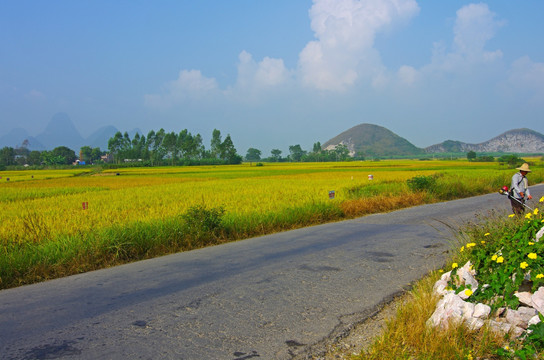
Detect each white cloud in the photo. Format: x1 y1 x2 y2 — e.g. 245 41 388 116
298 0 419 91
397 65 417 85
428 3 503 73
508 56 544 103
235 51 290 89
144 70 218 109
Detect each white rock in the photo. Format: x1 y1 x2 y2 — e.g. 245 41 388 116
536 225 544 242
473 303 491 319
532 287 544 314
528 315 541 327
433 279 450 296
466 317 485 331
515 291 534 307
505 307 537 329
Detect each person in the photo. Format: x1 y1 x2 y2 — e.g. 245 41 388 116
510 163 532 215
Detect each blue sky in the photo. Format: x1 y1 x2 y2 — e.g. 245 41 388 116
1 0 543 155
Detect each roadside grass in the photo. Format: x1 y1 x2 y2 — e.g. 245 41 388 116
360 208 544 360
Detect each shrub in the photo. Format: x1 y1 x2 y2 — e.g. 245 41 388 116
407 175 436 192
181 205 225 247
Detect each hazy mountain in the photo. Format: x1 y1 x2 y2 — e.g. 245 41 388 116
35 113 85 150
425 128 544 153
322 123 424 157
0 128 46 150
86 125 119 150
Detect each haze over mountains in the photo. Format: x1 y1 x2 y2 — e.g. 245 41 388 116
0 113 140 151
2 114 543 158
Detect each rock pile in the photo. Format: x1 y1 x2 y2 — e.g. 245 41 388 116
428 261 544 339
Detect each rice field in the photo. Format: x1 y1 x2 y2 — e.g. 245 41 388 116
1 159 542 289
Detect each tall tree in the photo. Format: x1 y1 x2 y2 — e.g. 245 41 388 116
0 146 15 166
51 146 76 165
210 129 222 159
270 149 282 162
245 148 261 163
289 144 305 162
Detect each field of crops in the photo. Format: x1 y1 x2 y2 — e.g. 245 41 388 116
1 159 543 289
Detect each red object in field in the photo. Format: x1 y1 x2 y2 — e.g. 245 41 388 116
82 202 88 210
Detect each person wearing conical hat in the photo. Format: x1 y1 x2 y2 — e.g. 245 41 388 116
510 163 532 214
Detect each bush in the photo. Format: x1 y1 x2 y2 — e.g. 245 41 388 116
407 175 436 192
181 205 225 247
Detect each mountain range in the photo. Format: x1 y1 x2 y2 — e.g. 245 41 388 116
2 114 543 157
0 113 140 151
323 123 544 157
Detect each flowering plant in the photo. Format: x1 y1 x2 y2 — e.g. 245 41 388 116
449 204 544 310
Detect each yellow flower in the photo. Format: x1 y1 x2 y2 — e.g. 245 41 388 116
464 289 473 297
529 242 535 245
481 240 486 244
484 232 490 236
452 263 458 269
439 269 444 273
460 246 465 252
466 242 476 248
508 214 515 218
540 196 544 203
535 208 539 215
521 262 529 269
497 256 504 263
492 254 498 261
536 274 544 279
525 212 533 219
528 253 538 260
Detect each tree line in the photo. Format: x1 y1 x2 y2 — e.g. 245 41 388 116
245 142 361 163
107 128 241 165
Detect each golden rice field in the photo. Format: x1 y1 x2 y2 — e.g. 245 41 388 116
1 159 542 289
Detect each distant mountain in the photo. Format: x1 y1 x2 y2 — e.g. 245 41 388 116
425 128 544 153
86 125 120 150
35 113 85 150
0 128 46 150
322 123 424 157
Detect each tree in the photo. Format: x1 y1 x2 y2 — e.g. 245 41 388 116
467 151 476 161
288 144 306 162
220 134 241 164
312 142 322 153
162 132 178 165
51 146 76 165
0 146 15 166
334 144 350 161
80 146 93 163
108 131 124 164
245 148 261 163
270 149 282 162
210 129 222 159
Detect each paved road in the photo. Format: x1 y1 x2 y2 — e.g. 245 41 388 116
1 185 543 360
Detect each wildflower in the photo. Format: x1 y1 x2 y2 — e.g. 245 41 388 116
497 256 504 263
439 269 444 273
525 212 533 219
452 263 458 269
484 232 490 236
481 240 485 244
508 214 515 218
520 262 529 269
540 196 544 203
528 253 538 260
460 246 464 252
535 208 539 215
529 241 535 245
536 274 544 279
464 289 473 297
491 254 498 261
466 242 476 248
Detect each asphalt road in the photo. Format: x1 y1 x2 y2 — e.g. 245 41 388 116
1 184 543 360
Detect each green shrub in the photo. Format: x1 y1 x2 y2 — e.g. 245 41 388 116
181 205 225 247
407 175 436 192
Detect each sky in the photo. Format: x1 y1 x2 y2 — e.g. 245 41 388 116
1 0 543 156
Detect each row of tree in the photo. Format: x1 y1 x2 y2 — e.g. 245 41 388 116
107 128 242 165
245 142 358 163
0 145 84 166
